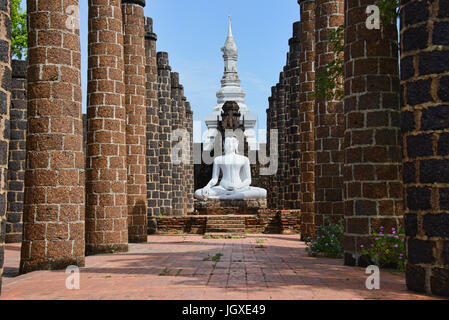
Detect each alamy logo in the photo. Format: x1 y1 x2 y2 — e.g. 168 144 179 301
66 5 80 31
366 5 381 30
65 266 80 290
365 265 380 290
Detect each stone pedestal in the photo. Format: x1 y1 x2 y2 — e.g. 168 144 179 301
194 199 267 216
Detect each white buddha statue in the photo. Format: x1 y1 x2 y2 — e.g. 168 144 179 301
195 136 267 200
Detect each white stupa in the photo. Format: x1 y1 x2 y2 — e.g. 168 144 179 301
203 17 258 151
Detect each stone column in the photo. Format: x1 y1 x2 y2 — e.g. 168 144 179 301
181 95 187 214
185 101 195 214
298 0 316 239
314 0 345 227
401 0 449 296
287 21 301 211
144 17 160 225
6 60 27 243
86 0 128 254
276 75 288 210
122 0 147 243
21 0 85 273
0 0 11 293
170 72 184 216
343 0 403 266
267 87 279 209
157 52 173 216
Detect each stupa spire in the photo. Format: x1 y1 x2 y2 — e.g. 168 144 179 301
222 16 238 59
204 16 258 152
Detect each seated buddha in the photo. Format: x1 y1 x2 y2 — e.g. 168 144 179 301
195 136 267 200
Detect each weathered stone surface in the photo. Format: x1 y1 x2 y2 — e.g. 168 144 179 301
85 0 128 255
195 199 268 210
122 0 147 243
144 17 160 219
314 0 344 231
157 52 173 216
155 209 300 235
21 0 85 274
343 0 403 267
6 60 26 244
0 0 11 294
401 0 449 296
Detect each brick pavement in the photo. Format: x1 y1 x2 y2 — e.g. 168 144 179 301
0 235 443 300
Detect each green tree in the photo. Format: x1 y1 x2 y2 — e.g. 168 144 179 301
11 0 27 60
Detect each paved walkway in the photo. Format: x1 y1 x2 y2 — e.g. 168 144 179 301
0 235 443 300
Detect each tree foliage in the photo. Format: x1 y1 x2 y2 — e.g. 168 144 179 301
11 0 27 60
314 25 345 102
378 0 400 26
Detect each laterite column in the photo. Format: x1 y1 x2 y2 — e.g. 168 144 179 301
170 73 184 216
267 88 279 209
185 101 195 214
6 60 27 243
276 75 288 210
122 0 147 242
401 0 449 296
298 0 316 239
144 17 160 222
0 0 11 292
157 52 173 216
343 0 403 266
86 0 128 254
287 21 301 210
314 0 345 227
21 0 85 273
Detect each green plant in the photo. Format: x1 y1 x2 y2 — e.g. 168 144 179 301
159 267 171 276
255 238 266 249
203 253 223 263
11 0 27 60
360 226 405 271
377 0 400 26
314 25 344 102
305 217 344 259
212 253 223 263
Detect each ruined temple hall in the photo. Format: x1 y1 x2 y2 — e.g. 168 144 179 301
0 0 448 300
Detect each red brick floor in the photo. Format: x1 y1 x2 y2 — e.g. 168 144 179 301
0 235 443 300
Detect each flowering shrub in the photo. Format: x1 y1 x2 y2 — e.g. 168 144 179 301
360 226 405 271
305 217 344 259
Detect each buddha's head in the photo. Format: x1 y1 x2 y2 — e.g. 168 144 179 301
224 136 239 155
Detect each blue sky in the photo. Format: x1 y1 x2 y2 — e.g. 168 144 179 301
23 0 301 142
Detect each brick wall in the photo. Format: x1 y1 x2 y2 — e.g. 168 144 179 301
0 0 11 293
401 0 449 296
21 0 85 273
122 0 147 243
85 0 128 254
6 60 26 243
343 0 403 267
314 0 345 228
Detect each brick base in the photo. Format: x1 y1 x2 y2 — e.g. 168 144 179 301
153 209 301 235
